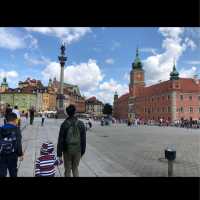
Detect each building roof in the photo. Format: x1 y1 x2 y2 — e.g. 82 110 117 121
117 93 129 103
139 78 200 97
179 78 200 93
52 79 81 96
86 96 103 104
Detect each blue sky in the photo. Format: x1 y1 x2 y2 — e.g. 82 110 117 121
0 27 199 104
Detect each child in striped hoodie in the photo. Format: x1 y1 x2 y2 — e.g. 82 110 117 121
35 142 63 177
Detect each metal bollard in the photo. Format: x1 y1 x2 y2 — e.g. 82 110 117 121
165 146 176 177
168 160 173 177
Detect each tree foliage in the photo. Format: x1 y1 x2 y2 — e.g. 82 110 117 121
103 103 112 115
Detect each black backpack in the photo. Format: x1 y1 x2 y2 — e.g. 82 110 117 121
0 128 17 155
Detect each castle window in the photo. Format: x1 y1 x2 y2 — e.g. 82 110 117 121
189 107 193 113
180 107 184 112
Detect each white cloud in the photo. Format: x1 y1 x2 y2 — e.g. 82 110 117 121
0 70 19 87
99 79 128 94
41 62 60 82
184 37 196 50
185 60 200 65
0 70 18 79
179 66 197 78
24 53 50 66
123 72 130 82
184 27 200 47
0 28 38 50
140 48 157 55
83 79 129 105
25 27 91 44
0 28 25 50
42 59 128 104
98 79 129 104
42 59 104 92
143 27 198 85
24 34 38 49
105 58 114 64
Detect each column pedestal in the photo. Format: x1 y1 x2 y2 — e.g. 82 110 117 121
56 94 66 118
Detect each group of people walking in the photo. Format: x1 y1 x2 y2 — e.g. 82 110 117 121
0 104 86 177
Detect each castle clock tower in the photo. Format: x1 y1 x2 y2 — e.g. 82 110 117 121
128 48 145 120
129 48 145 97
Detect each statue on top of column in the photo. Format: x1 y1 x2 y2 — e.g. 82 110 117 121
61 43 65 55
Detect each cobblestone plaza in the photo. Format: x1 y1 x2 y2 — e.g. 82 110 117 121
4 117 199 177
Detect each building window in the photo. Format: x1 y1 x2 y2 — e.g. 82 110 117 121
168 95 170 100
198 96 200 101
168 107 171 113
180 95 183 100
157 108 159 112
157 97 159 101
152 98 154 102
189 96 192 100
180 107 184 112
162 107 165 112
162 96 165 100
189 107 193 113
199 108 200 113
145 108 147 113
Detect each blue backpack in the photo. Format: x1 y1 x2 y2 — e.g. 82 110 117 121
0 128 17 155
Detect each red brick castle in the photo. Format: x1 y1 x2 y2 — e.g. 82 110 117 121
113 48 200 123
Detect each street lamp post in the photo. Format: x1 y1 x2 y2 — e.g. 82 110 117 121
56 43 67 118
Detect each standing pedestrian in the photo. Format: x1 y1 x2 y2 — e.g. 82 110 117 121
12 106 21 127
35 142 63 177
4 104 12 125
29 107 35 125
0 112 23 177
25 111 28 120
57 105 86 177
41 111 45 126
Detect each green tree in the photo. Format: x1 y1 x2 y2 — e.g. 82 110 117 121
103 103 112 116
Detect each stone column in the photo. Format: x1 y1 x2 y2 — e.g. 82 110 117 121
171 91 177 122
60 65 64 96
57 44 67 118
